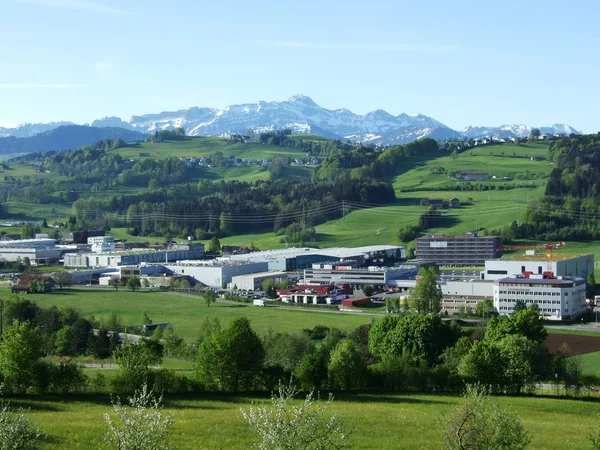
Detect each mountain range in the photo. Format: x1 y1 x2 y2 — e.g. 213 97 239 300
0 95 581 151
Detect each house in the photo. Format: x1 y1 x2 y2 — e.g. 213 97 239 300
455 171 489 181
530 156 547 161
449 197 460 208
341 296 372 307
11 275 56 294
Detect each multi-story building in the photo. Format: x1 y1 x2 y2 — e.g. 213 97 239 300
416 233 502 267
303 264 407 289
231 271 288 291
483 253 594 281
88 236 115 254
493 277 587 320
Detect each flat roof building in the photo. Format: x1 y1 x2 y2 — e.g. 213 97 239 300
494 277 587 320
416 233 502 267
225 245 405 271
483 253 594 281
0 238 61 263
63 243 204 268
231 271 288 291
303 264 408 289
165 260 268 288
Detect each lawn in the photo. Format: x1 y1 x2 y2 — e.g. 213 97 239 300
7 392 598 449
0 288 372 341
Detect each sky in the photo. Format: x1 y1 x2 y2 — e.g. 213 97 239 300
1 0 599 132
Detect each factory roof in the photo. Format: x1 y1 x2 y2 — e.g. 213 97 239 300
499 253 593 262
165 259 265 267
231 271 288 279
225 245 403 261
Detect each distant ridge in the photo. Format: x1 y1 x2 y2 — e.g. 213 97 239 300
0 125 145 155
1 95 581 146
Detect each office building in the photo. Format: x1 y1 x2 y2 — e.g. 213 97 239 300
165 260 268 288
231 271 288 291
303 264 407 289
416 233 502 267
493 277 587 320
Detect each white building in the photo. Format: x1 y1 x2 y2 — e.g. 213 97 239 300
493 277 587 320
231 271 288 291
165 260 268 288
88 236 115 254
482 253 594 281
0 238 61 263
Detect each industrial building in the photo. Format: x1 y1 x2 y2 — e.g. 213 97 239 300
416 233 502 266
493 277 587 320
482 253 594 281
277 284 354 305
231 271 288 291
63 243 204 268
164 260 268 288
441 280 494 315
303 264 409 289
225 245 405 271
0 238 61 263
88 236 115 253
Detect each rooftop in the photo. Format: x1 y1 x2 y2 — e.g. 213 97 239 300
225 245 403 261
231 271 288 279
500 253 594 262
497 277 585 286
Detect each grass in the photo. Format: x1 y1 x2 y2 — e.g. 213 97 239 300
0 288 372 341
5 392 597 449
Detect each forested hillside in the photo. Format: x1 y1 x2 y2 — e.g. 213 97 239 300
519 134 600 240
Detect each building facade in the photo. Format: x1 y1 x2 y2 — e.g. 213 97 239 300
165 260 268 287
493 277 587 320
416 233 502 266
483 254 594 281
303 264 406 289
0 238 61 263
230 271 288 291
88 236 116 254
63 243 204 268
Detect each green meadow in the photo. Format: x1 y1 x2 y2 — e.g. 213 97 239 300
7 392 598 449
0 288 372 341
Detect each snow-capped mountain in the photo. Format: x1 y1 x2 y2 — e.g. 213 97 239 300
462 123 582 140
0 95 581 145
0 121 74 138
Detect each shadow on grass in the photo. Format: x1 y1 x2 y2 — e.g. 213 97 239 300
332 393 454 406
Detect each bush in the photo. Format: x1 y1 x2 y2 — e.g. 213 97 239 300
0 402 41 450
104 384 175 450
49 361 87 394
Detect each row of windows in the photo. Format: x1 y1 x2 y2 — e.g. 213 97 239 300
498 290 561 296
499 298 561 305
499 306 560 313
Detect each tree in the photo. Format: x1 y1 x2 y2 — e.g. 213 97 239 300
104 384 175 450
262 279 277 298
0 321 43 393
513 299 527 313
141 312 152 325
475 299 494 318
241 380 350 450
443 384 530 450
327 339 368 390
485 308 547 343
362 285 374 297
52 272 73 289
407 267 442 314
529 128 541 141
295 348 328 391
219 212 233 235
127 277 141 292
195 317 264 391
108 276 121 291
203 290 217 307
588 272 597 300
208 237 221 253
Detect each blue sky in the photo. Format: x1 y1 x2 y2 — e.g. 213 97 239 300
1 0 599 132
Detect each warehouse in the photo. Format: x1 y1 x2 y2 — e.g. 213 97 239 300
63 243 204 268
303 264 407 289
231 271 288 291
483 253 594 281
164 260 268 288
225 245 405 271
0 238 61 263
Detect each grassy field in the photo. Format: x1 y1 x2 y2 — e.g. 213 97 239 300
6 392 597 449
114 136 308 161
0 288 372 341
